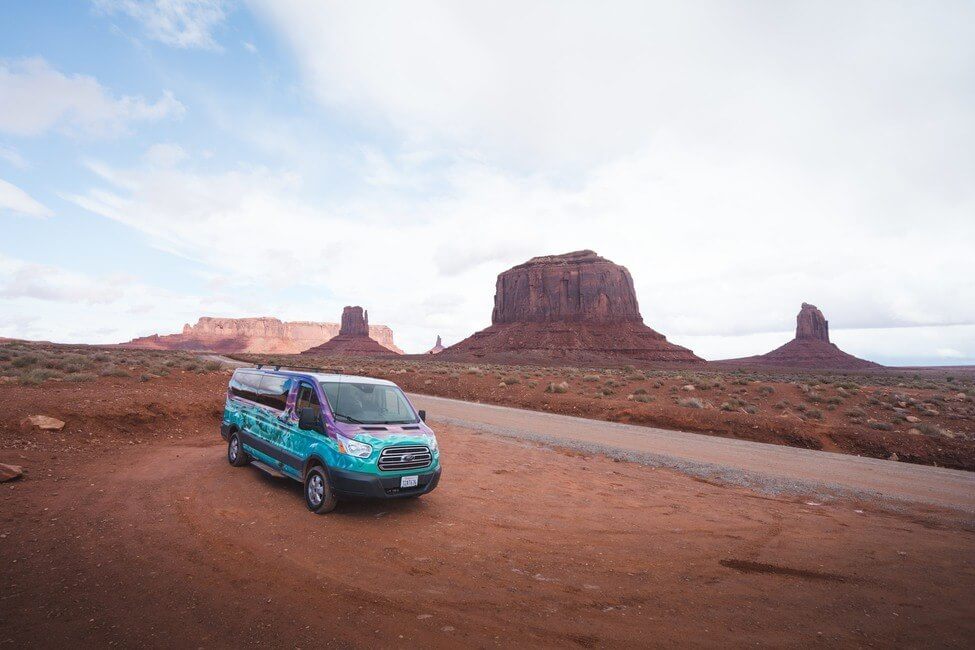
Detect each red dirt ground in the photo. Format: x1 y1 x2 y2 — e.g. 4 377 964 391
2 373 974 647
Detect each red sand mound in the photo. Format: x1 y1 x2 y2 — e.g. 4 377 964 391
724 303 880 370
121 316 402 355
301 307 398 356
441 250 702 363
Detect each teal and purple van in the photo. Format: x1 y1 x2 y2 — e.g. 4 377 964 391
220 366 441 513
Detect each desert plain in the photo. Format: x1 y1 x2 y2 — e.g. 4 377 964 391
1 342 974 648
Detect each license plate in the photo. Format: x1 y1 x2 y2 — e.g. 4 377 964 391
400 475 419 488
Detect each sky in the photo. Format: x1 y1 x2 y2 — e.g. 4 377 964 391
0 1 973 365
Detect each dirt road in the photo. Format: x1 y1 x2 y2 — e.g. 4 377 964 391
410 394 975 514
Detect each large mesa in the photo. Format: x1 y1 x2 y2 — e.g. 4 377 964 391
120 315 402 355
441 250 702 363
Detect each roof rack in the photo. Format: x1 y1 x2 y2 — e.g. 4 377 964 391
256 362 338 374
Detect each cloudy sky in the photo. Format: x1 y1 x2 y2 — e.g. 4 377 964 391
1 1 973 364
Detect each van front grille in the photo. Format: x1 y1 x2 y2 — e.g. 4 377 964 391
378 445 432 472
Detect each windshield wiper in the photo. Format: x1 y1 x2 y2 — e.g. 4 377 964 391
333 412 364 424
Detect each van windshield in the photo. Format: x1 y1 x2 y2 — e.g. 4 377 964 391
320 381 418 425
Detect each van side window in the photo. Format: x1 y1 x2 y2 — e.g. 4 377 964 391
229 371 262 403
257 374 291 411
296 383 322 420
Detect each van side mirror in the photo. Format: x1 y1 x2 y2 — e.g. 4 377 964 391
298 408 325 434
418 409 426 422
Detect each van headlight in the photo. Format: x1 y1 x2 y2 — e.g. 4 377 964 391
336 433 372 458
428 435 438 452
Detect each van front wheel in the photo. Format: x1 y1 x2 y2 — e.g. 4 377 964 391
304 466 338 514
227 433 249 467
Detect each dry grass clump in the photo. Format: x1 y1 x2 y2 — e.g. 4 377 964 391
545 381 570 394
678 397 706 409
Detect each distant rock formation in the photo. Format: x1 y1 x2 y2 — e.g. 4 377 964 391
441 250 702 363
795 302 830 342
121 316 402 355
300 307 398 356
425 335 445 355
724 303 880 369
340 306 370 337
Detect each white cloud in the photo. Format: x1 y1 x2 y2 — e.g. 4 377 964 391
95 0 231 50
0 178 52 218
0 253 249 344
0 58 184 137
0 256 124 303
66 138 975 357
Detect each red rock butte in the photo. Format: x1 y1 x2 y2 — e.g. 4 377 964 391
441 250 702 363
425 335 445 355
301 307 399 356
726 303 880 369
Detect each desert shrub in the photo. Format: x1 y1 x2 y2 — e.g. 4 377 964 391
868 421 893 431
826 396 843 405
795 403 807 412
100 366 130 378
12 353 40 368
203 360 223 372
806 392 825 404
846 408 866 418
773 400 788 410
20 368 64 384
625 372 645 381
633 388 648 395
720 402 735 412
527 380 538 389
757 385 775 396
545 381 570 394
601 388 614 396
916 423 945 437
582 374 600 382
65 372 96 382
678 397 705 409
632 394 654 403
806 408 824 420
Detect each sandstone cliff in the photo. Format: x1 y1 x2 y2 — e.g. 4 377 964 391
121 316 402 355
441 250 702 363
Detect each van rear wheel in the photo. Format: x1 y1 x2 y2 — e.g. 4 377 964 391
227 433 249 467
304 466 338 514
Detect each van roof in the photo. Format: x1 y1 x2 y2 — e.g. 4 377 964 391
235 367 397 387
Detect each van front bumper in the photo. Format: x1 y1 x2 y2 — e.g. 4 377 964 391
329 466 441 500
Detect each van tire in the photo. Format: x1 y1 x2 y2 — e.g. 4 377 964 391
304 466 338 514
227 433 249 467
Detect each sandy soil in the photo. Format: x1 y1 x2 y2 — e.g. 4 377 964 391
2 374 974 647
